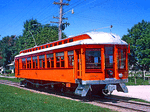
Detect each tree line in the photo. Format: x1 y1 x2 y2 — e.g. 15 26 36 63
0 19 149 71
0 19 66 67
122 20 150 71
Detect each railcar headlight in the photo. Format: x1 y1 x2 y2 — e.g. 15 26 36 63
108 70 113 76
119 73 123 78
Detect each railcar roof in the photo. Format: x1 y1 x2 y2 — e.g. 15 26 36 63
15 32 127 58
86 32 127 45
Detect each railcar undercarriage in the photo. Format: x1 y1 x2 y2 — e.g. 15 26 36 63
20 78 128 97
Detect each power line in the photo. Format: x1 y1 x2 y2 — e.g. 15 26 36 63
89 0 110 9
0 0 35 32
64 0 85 13
0 0 38 38
32 2 54 20
1 0 54 38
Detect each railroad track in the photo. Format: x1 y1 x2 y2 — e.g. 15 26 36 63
93 95 150 112
0 80 20 87
0 80 150 112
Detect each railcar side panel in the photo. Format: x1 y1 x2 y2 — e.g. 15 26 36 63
17 69 75 83
83 73 105 80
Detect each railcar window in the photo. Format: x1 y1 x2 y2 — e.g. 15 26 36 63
69 39 73 42
54 43 57 46
47 54 54 68
56 52 64 67
39 55 45 68
105 47 113 68
33 56 38 69
68 51 74 68
59 42 62 45
64 40 68 43
85 49 101 69
22 58 26 69
118 49 126 69
27 57 31 69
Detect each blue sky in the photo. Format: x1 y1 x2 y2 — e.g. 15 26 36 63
0 0 150 40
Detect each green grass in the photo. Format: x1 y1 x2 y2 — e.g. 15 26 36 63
0 73 15 76
1 77 150 107
126 77 149 85
0 77 21 83
0 84 113 112
131 98 150 104
6 73 15 76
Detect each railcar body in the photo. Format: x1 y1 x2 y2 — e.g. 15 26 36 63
15 32 129 96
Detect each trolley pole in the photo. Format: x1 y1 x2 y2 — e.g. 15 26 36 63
53 0 69 40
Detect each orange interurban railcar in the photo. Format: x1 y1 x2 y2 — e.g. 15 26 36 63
15 32 129 97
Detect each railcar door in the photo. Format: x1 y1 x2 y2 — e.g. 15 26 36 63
105 46 114 78
75 49 82 79
15 59 19 76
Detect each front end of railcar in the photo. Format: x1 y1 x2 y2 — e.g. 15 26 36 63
75 32 130 97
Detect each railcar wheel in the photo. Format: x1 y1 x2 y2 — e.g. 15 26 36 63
25 82 29 87
20 80 25 87
102 89 109 96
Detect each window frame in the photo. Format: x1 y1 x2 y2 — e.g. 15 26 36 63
105 46 114 69
118 48 126 70
47 53 54 68
27 57 31 69
68 50 74 68
56 52 64 68
33 56 38 69
22 58 26 69
85 48 102 73
39 55 45 69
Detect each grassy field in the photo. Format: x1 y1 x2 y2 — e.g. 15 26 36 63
126 77 150 85
0 84 113 112
1 77 150 106
0 73 15 76
131 98 150 104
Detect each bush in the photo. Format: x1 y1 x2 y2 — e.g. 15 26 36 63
126 76 149 85
7 73 15 76
5 70 12 74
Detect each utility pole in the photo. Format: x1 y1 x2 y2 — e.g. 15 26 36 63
52 0 69 40
58 0 63 40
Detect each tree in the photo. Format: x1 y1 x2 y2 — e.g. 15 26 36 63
0 35 17 67
35 24 67 45
18 19 67 51
0 46 3 67
35 25 59 45
0 18 67 67
122 20 150 71
21 18 41 49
